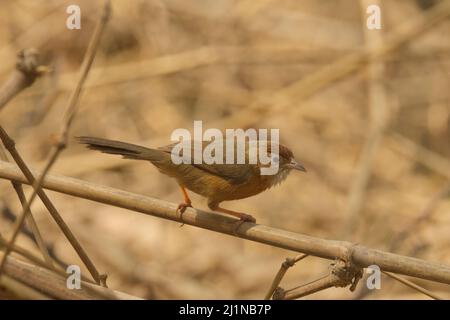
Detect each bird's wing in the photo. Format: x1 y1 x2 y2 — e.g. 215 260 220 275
191 162 256 185
158 141 257 184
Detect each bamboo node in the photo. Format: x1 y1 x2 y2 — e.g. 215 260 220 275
330 259 363 291
99 273 108 288
282 257 296 268
272 287 286 300
15 49 46 81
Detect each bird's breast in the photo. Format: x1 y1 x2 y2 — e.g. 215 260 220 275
179 168 290 203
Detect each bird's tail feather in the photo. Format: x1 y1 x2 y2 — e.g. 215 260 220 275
77 136 162 161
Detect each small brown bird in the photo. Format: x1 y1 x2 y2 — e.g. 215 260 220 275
78 137 306 223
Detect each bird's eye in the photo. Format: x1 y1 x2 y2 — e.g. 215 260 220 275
272 155 279 163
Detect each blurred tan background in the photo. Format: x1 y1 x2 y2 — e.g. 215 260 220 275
0 0 449 299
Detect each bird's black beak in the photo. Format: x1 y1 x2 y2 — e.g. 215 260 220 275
287 159 306 172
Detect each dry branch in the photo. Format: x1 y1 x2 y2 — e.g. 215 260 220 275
264 254 308 299
274 260 363 300
2 255 141 300
0 275 52 299
0 48 53 266
0 48 56 274
0 125 105 285
0 230 96 286
0 49 47 110
0 160 449 286
0 233 50 272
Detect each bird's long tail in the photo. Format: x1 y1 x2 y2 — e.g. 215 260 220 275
77 136 164 161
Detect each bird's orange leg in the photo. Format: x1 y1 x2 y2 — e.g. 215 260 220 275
212 206 256 235
177 185 193 225
208 202 256 223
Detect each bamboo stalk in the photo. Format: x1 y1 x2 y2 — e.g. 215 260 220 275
2 255 141 300
0 160 449 285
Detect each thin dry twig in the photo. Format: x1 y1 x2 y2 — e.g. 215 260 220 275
0 48 57 275
383 271 443 300
0 160 449 286
0 146 53 268
0 0 111 286
0 126 107 285
58 1 111 144
0 230 96 286
275 260 363 300
10 182 54 268
0 233 50 271
277 274 333 300
0 233 70 281
264 254 308 299
0 204 69 270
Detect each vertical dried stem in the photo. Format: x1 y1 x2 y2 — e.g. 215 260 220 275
0 0 111 285
0 49 54 270
0 146 53 267
342 0 389 238
264 254 308 299
10 182 54 268
0 127 106 284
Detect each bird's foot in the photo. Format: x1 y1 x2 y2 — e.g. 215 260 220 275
233 213 256 235
176 202 192 227
209 205 256 234
238 213 256 223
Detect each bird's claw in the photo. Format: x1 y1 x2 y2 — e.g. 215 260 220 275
240 213 256 223
233 214 256 235
176 202 192 227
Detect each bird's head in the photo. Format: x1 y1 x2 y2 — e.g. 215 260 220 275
261 143 306 172
276 144 306 172
256 143 306 188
